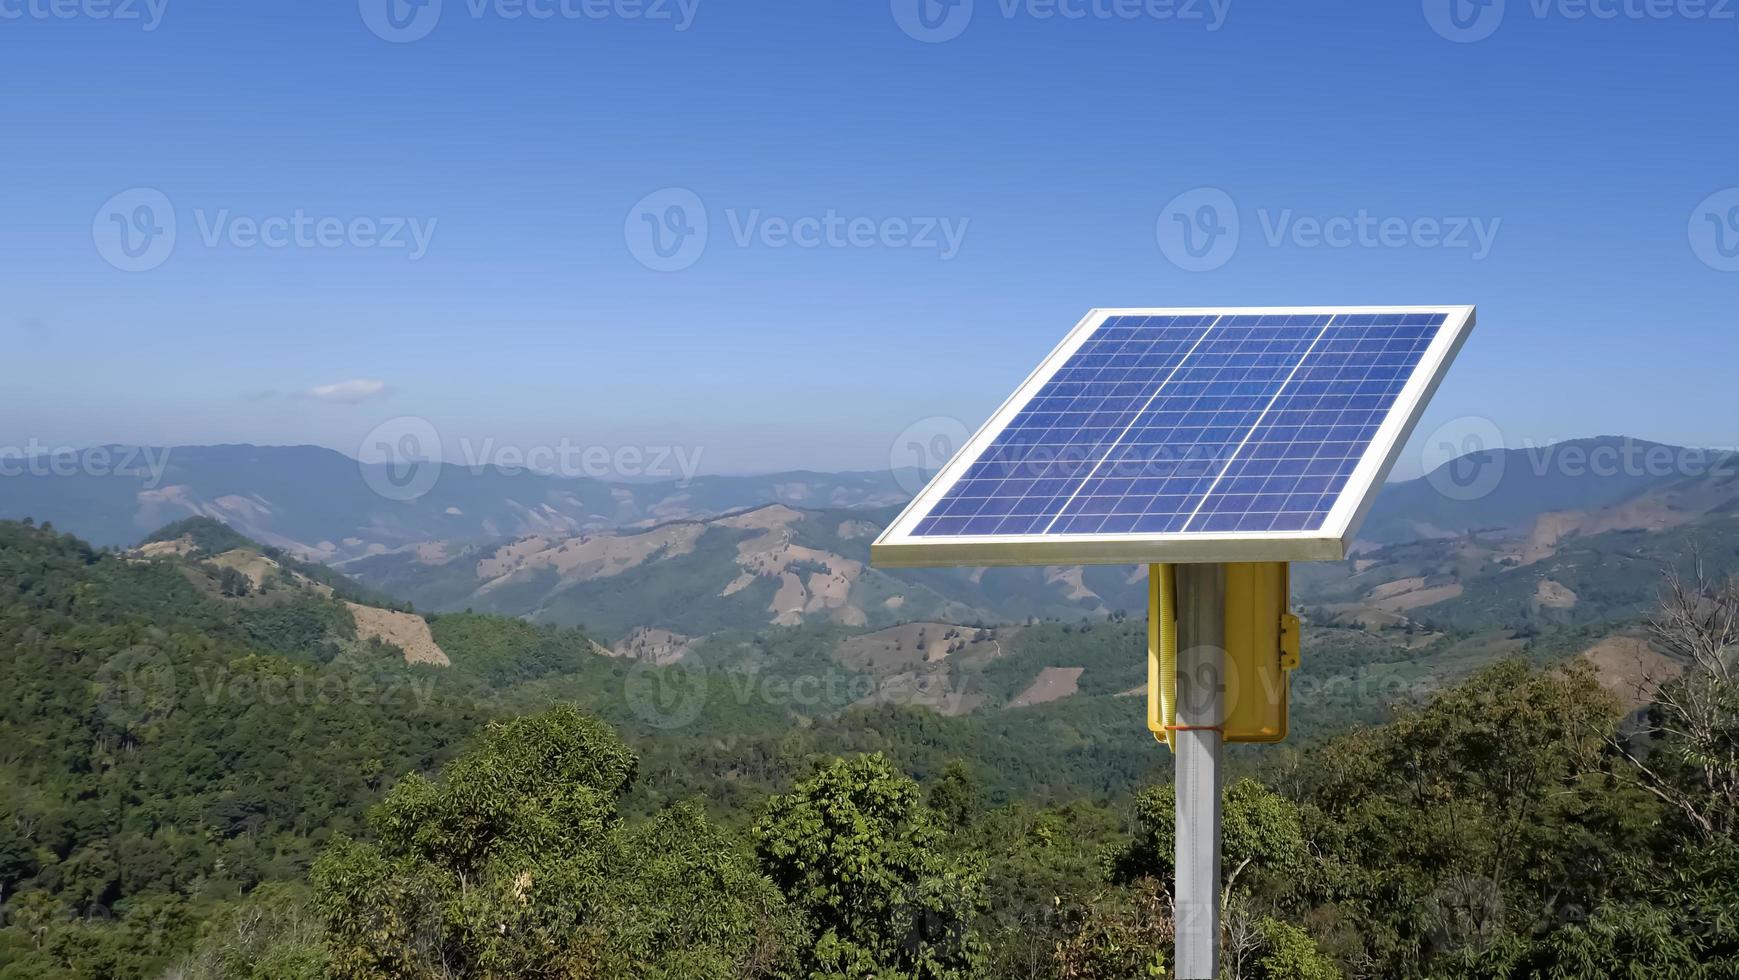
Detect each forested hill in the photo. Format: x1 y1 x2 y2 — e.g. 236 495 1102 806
2 517 1738 978
0 517 1168 975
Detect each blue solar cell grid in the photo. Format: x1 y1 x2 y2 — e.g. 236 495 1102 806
911 311 1446 538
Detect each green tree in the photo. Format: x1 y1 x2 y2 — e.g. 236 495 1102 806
928 760 982 832
1108 778 1309 903
1298 660 1650 975
165 883 326 980
1249 917 1340 980
311 704 794 979
1108 779 1317 978
755 753 987 980
1049 881 1171 979
217 566 251 598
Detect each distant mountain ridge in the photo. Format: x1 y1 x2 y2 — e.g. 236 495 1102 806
0 443 912 559
4 437 1736 645
342 502 1150 638
341 435 1739 644
1358 436 1733 544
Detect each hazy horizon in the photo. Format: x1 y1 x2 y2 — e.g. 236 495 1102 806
5 5 1735 479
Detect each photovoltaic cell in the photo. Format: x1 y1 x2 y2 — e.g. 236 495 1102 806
909 311 1448 538
911 314 1216 537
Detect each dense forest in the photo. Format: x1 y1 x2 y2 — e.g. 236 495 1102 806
1 518 1736 978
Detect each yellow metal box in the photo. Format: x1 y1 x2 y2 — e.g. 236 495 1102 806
1149 562 1300 748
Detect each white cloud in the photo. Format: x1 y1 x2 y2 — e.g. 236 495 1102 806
306 379 389 405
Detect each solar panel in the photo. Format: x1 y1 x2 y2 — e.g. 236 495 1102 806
873 306 1475 567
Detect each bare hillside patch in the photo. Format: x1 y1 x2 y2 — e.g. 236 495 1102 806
1581 634 1681 712
347 603 450 666
1009 667 1084 708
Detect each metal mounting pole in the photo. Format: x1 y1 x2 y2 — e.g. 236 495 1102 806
1174 562 1224 979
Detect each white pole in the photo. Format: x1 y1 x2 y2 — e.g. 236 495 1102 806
1173 562 1224 979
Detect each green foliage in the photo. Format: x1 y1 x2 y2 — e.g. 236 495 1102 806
234 594 353 663
1441 831 1739 978
144 516 400 607
755 754 988 979
1107 779 1307 898
311 704 796 979
7 516 1739 980
0 521 485 978
144 517 257 556
428 613 597 685
596 801 804 980
1047 880 1170 979
216 566 252 598
961 620 1145 706
1250 917 1340 980
164 883 327 980
928 761 982 831
1292 659 1656 975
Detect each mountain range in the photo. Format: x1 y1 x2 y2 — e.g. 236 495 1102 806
0 443 912 559
4 438 1735 670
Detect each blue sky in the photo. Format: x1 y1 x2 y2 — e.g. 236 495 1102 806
2 0 1734 476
